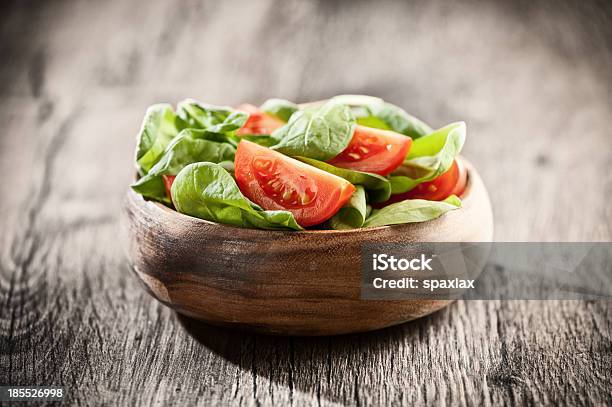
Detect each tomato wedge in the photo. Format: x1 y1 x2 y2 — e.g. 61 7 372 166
236 104 285 136
328 125 412 176
383 159 467 207
162 175 176 201
235 140 356 227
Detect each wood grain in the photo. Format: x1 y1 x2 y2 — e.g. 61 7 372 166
0 0 610 405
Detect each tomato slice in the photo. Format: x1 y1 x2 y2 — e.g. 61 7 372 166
383 159 467 206
328 125 412 176
235 140 356 227
162 175 176 201
236 104 285 136
448 159 468 197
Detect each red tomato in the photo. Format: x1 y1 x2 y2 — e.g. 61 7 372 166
384 159 467 206
328 125 412 176
162 175 176 201
236 104 285 135
235 140 356 227
449 159 468 197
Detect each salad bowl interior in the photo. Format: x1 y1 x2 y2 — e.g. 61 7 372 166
122 158 493 336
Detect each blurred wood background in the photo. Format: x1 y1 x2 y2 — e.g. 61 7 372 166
0 0 610 405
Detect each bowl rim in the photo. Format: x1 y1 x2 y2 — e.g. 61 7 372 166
128 156 476 236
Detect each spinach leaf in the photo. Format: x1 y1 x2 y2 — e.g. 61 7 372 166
260 98 298 122
356 115 391 130
363 195 461 228
135 104 180 175
190 130 240 147
331 95 432 139
329 186 367 230
230 134 277 147
365 102 432 139
219 160 235 175
171 162 302 230
131 129 236 204
389 175 416 195
390 122 466 194
271 101 355 161
295 157 391 203
177 99 248 133
406 122 464 158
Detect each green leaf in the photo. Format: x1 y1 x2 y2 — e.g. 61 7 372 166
131 129 236 204
329 186 367 230
231 135 277 147
391 122 466 194
363 195 461 228
135 104 180 175
271 101 355 161
260 98 298 122
406 122 465 158
356 115 391 130
172 162 302 230
177 99 248 133
295 157 391 203
366 102 432 139
191 130 241 146
218 160 235 175
389 175 416 195
332 95 432 139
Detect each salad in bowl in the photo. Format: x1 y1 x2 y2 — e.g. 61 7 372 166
131 95 467 231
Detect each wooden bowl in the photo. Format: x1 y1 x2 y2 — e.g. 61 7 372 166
122 158 493 335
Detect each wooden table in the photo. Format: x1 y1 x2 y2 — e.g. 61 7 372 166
1 1 610 405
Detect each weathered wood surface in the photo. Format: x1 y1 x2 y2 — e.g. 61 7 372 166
0 0 610 405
